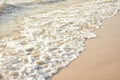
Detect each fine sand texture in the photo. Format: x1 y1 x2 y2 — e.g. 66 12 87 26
52 12 120 80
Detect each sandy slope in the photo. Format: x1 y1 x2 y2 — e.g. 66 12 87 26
52 13 120 80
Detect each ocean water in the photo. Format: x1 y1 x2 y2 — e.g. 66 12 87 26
0 0 120 80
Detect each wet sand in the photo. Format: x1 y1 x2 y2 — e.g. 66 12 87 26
52 13 120 80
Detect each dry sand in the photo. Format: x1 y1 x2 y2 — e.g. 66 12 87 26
52 13 120 80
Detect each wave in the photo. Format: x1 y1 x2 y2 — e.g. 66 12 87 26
0 3 21 14
0 0 120 80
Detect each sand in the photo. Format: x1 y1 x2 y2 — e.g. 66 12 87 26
52 12 120 80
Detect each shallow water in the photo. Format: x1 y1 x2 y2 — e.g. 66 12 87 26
0 0 120 80
0 0 89 36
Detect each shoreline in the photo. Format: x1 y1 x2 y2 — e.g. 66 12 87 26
52 12 120 80
0 1 120 80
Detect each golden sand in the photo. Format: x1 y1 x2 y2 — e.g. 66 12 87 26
53 12 120 80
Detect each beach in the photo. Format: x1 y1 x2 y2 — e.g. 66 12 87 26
0 0 120 80
53 12 120 80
